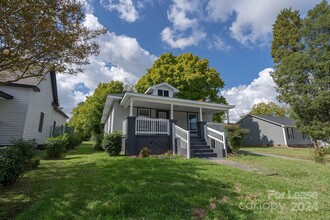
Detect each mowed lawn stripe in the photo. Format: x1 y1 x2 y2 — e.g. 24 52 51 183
0 142 328 219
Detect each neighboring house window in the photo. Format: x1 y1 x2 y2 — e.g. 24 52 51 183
138 108 150 118
52 121 56 136
287 127 294 139
158 89 163 96
38 112 44 132
302 133 307 139
164 90 169 97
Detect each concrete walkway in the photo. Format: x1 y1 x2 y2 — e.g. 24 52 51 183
209 158 261 172
239 150 310 162
207 158 280 175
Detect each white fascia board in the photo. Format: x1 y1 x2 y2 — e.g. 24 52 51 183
120 92 235 111
101 95 122 123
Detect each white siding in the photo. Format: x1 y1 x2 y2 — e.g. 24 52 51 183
112 102 129 132
23 74 66 144
204 113 213 122
0 86 30 145
174 112 187 129
52 110 67 133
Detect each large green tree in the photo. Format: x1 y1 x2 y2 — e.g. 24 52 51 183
271 1 330 142
135 52 226 104
69 81 123 139
0 0 106 83
249 102 286 117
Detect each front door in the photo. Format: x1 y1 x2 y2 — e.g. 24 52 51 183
188 113 198 131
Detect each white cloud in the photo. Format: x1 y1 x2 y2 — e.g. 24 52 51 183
161 27 206 49
101 0 139 22
206 0 321 45
161 0 206 49
207 35 231 51
221 68 280 122
57 14 156 117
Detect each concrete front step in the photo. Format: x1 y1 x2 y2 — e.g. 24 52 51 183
191 145 211 149
193 152 218 158
192 149 214 153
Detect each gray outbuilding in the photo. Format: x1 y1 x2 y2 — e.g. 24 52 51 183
238 115 313 147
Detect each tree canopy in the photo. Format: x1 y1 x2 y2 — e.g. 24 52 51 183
0 0 106 83
68 81 123 139
135 52 226 104
271 0 330 141
249 102 286 117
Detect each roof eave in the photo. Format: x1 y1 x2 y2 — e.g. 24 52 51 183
120 92 235 111
101 95 122 123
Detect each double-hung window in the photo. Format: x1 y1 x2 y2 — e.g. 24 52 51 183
38 112 44 132
138 108 150 118
287 127 294 139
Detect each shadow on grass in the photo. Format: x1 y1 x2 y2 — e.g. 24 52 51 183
1 144 255 219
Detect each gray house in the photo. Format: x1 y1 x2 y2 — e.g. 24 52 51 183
101 83 235 158
0 71 68 146
238 114 313 147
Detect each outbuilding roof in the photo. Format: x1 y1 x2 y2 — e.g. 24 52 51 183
238 114 296 127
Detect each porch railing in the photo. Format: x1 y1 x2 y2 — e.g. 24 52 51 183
135 117 170 135
205 126 227 156
174 125 191 159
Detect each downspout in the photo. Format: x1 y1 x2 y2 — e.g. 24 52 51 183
281 125 288 147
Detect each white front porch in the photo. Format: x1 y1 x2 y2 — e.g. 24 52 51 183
102 92 235 158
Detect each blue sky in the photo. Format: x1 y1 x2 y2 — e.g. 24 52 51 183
56 0 320 122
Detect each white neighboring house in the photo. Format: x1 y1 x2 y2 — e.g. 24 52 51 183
101 83 235 159
0 71 69 146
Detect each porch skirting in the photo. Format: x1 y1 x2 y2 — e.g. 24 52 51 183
125 135 171 156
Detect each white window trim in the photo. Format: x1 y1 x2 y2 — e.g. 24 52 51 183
138 108 151 118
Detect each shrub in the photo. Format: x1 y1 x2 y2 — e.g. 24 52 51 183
66 133 83 150
102 132 122 156
225 125 249 154
0 139 38 186
324 146 330 155
11 138 37 164
139 147 151 158
313 146 326 164
45 135 68 159
93 132 104 151
28 157 40 169
0 147 25 186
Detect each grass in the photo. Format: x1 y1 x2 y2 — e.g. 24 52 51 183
0 142 329 219
241 146 330 163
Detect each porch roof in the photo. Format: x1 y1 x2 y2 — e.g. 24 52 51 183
120 92 235 111
101 92 235 123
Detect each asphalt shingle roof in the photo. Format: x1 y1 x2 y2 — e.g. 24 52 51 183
252 115 296 127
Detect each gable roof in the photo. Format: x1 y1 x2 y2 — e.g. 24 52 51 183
238 114 295 127
1 71 68 117
144 83 180 95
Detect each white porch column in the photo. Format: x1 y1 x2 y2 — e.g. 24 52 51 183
199 107 203 121
129 98 134 116
226 110 230 124
170 104 174 119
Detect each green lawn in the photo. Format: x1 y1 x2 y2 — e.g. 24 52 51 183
0 142 329 219
241 146 330 162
